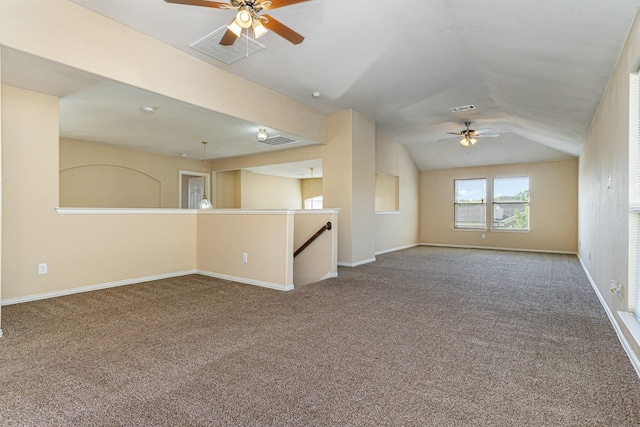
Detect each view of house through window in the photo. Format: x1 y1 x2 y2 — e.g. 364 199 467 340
454 176 530 230
454 179 487 229
493 176 530 230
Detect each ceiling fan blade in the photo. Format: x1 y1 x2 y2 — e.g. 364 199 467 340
260 14 304 44
477 134 501 138
165 0 230 9
219 26 239 46
446 132 462 135
438 136 460 142
473 128 492 135
261 0 311 10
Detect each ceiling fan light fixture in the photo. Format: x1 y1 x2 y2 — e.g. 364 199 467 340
236 9 253 29
257 128 268 141
252 19 268 38
227 20 242 37
459 136 478 147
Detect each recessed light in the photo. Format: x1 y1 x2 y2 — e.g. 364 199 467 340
141 106 156 114
311 91 321 98
179 153 187 157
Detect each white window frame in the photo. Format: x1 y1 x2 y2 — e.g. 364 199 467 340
454 178 487 230
492 176 530 231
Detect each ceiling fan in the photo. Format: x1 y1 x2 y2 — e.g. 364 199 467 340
164 0 309 46
442 121 500 147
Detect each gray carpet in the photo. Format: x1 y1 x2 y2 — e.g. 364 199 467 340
1 247 639 426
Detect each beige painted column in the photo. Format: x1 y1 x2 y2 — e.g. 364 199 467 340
323 110 376 266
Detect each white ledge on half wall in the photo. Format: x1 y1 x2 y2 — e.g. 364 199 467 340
56 208 340 216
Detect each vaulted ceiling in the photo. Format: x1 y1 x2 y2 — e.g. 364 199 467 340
5 0 640 174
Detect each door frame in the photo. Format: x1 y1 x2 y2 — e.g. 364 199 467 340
179 170 211 209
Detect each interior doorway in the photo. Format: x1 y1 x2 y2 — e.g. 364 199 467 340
179 170 211 209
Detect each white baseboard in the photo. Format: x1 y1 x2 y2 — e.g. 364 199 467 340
197 270 294 291
375 243 419 256
338 257 376 268
577 255 640 378
318 271 338 281
420 242 577 255
1 270 198 306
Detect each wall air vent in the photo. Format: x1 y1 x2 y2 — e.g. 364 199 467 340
449 104 476 113
261 136 299 146
190 26 265 65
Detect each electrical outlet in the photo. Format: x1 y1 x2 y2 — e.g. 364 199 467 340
481 233 486 239
610 280 623 300
38 263 48 275
242 252 248 263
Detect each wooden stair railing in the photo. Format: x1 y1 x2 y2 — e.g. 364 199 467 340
294 221 332 258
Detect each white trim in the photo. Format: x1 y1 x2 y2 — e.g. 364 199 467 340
578 256 640 378
198 209 297 215
316 271 338 281
375 243 419 256
375 211 400 215
0 329 3 338
338 257 377 267
197 270 294 291
56 207 193 215
1 270 197 306
419 242 576 255
56 208 340 216
292 208 341 215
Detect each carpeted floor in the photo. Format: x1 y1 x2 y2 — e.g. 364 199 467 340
1 247 640 426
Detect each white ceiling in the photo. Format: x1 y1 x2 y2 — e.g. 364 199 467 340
3 0 640 176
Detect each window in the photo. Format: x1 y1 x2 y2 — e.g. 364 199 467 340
454 179 486 229
632 69 640 320
492 176 530 230
304 196 323 210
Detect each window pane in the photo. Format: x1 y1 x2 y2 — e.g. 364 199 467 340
493 176 530 230
454 179 486 229
304 196 323 210
455 179 486 203
494 177 529 202
455 203 486 229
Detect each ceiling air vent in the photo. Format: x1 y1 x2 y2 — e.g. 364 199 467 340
261 136 299 146
449 104 476 113
190 26 265 65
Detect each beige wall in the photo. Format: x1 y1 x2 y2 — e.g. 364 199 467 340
196 211 294 289
375 173 399 212
2 85 198 302
301 178 323 201
240 170 302 209
293 211 338 286
375 133 420 253
2 85 337 303
215 170 240 208
212 110 379 266
60 139 206 208
579 12 640 358
420 159 578 252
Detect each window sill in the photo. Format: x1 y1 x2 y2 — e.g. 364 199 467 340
490 228 531 233
619 311 640 348
452 227 487 232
